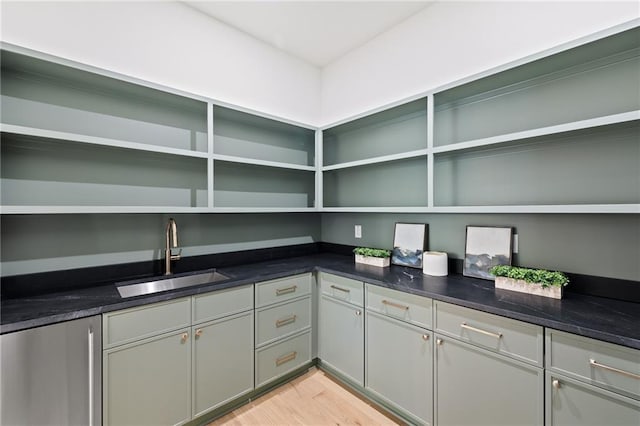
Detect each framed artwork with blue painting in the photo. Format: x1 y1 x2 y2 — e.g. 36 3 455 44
464 226 513 280
392 223 428 268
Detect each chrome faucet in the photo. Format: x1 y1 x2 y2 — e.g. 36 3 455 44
165 218 181 275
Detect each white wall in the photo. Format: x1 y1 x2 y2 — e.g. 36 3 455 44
320 1 640 126
0 1 320 126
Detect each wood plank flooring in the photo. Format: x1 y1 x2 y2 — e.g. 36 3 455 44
209 368 401 425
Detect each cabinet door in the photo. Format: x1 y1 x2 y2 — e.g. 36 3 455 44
192 311 254 417
366 311 433 425
104 329 191 426
546 372 640 426
434 335 543 426
318 295 364 385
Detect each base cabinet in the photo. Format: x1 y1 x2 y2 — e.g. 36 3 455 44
546 372 640 426
319 295 364 385
434 335 543 426
366 310 433 425
104 329 192 426
192 311 254 417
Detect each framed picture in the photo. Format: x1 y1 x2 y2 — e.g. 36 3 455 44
464 226 513 280
392 223 428 268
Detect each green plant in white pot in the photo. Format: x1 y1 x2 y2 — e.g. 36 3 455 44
353 247 391 268
490 265 569 299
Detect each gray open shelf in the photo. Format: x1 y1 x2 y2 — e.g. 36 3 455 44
434 26 640 146
213 161 315 208
433 121 639 207
213 106 315 167
1 50 208 153
1 133 208 207
323 158 428 208
323 99 427 166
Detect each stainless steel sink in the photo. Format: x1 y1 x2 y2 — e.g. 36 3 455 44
117 270 230 298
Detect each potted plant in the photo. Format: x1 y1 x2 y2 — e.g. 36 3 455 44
353 247 391 267
490 265 569 299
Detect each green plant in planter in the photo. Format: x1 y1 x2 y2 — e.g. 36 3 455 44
490 265 569 288
353 247 391 258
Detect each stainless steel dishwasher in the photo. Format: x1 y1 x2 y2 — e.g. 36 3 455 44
0 315 102 425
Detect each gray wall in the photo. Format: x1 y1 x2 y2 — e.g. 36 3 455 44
321 213 640 282
0 213 321 276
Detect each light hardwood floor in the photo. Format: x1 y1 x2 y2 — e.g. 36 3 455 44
209 368 402 425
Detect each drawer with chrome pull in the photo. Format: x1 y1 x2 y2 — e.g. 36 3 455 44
319 272 364 307
255 296 312 347
366 284 432 329
434 300 543 366
255 273 312 308
255 330 311 388
546 328 640 399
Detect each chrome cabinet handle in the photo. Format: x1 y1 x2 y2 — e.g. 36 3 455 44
195 329 203 339
590 359 640 380
422 334 429 341
88 327 95 426
276 285 297 296
276 351 297 366
436 338 444 346
382 299 409 311
552 379 561 389
180 332 189 343
355 309 362 316
460 322 503 339
276 315 297 328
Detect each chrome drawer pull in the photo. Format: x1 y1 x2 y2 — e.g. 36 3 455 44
460 322 503 339
276 351 297 366
276 285 297 296
330 285 351 293
276 315 297 328
382 299 409 311
590 359 640 380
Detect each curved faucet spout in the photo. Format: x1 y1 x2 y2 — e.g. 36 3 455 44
165 218 181 275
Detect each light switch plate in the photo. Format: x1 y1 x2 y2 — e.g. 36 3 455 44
513 234 519 253
355 225 362 239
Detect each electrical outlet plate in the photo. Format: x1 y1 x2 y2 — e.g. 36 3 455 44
355 225 362 239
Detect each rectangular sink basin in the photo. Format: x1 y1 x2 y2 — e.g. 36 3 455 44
117 270 230 298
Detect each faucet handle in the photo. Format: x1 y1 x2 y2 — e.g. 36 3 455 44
170 248 182 260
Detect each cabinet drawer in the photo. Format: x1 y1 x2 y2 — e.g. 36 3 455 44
256 296 311 347
255 331 311 388
546 329 640 399
192 284 253 324
104 298 191 348
319 272 363 307
366 284 432 329
255 274 312 308
434 301 543 366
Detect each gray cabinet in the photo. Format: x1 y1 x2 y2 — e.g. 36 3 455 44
434 334 543 426
192 311 254 417
545 329 640 425
254 274 313 387
433 301 544 426
103 285 254 425
366 310 433 425
546 372 640 426
104 328 192 426
318 273 364 386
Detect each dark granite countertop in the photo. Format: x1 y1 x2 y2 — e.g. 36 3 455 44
2 253 639 350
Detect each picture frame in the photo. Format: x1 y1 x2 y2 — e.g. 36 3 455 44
463 226 513 280
392 223 428 268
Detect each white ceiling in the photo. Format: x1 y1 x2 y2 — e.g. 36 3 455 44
184 1 433 67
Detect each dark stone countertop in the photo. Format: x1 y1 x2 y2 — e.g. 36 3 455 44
2 253 639 350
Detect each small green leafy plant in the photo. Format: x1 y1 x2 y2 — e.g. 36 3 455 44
490 265 569 288
353 247 391 258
